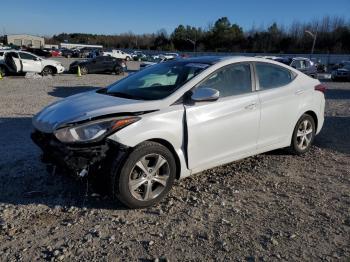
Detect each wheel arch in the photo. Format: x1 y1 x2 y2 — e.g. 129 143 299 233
43 65 57 74
146 138 182 180
303 110 318 132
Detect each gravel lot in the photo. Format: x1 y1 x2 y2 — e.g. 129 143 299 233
0 64 349 261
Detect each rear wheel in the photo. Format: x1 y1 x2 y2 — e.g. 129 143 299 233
111 141 176 209
290 114 315 155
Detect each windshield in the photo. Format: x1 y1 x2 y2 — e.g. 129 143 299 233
107 61 209 100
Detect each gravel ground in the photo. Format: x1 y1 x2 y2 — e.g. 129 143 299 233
0 67 349 261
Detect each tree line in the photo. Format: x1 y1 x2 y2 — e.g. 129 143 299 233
45 16 350 54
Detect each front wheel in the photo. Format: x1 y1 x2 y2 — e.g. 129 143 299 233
111 141 176 208
42 66 53 76
290 114 315 155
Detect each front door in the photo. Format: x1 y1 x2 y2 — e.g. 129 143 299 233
18 52 42 73
185 63 260 172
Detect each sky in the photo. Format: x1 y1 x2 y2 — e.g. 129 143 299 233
0 0 349 36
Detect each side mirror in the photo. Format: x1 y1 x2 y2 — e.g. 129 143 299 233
191 87 219 102
35 57 40 61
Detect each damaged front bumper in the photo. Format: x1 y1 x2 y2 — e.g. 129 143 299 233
31 129 125 177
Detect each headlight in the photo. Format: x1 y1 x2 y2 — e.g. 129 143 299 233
54 116 140 143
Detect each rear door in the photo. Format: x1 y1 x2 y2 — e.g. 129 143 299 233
89 57 104 73
103 56 115 71
185 63 260 171
255 62 300 149
18 52 42 73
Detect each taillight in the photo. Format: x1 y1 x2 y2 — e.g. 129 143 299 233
315 84 326 94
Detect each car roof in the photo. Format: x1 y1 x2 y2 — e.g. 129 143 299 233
292 57 311 61
179 56 231 65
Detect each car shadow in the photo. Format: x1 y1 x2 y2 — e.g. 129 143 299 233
48 86 100 98
325 89 350 100
314 116 350 155
0 115 348 209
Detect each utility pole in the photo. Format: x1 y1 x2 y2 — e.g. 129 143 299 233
305 30 317 58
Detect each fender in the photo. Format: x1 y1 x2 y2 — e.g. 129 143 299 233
107 104 192 179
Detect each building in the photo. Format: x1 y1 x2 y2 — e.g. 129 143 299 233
5 34 44 48
60 43 103 49
44 44 59 49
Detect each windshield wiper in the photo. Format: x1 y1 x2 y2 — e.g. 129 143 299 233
106 91 143 100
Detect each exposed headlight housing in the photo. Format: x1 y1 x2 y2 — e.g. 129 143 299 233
54 116 140 143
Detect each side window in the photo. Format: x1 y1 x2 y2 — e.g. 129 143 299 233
198 63 252 97
19 52 37 60
256 63 295 90
291 60 306 69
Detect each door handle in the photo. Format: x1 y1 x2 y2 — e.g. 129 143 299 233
244 102 257 110
295 89 305 95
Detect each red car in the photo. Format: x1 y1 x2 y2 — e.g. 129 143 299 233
48 49 61 57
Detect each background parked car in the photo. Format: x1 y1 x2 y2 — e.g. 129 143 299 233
69 56 125 75
60 48 79 58
77 48 92 58
25 48 52 57
139 56 174 70
47 49 61 57
0 50 64 76
331 61 350 71
290 57 317 78
331 64 350 81
132 51 147 61
102 49 132 60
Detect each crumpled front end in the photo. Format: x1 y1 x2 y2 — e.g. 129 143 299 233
31 129 127 177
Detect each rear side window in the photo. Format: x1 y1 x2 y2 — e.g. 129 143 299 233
198 63 252 97
256 63 295 90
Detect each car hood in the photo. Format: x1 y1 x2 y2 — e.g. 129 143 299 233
32 90 160 133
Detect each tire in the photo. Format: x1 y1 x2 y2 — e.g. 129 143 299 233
42 66 53 76
289 114 315 155
80 66 88 75
111 141 176 209
114 66 123 75
0 66 7 77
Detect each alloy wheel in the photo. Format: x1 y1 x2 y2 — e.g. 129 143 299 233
128 153 170 201
296 119 313 150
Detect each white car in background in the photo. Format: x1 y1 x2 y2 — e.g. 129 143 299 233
102 49 132 60
0 50 64 76
32 56 325 208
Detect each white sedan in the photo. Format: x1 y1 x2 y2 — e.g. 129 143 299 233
0 50 64 76
32 56 325 208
